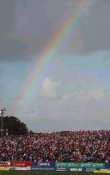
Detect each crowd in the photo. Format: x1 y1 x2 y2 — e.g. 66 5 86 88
0 130 110 163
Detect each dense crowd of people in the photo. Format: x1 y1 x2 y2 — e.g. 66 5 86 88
0 130 110 163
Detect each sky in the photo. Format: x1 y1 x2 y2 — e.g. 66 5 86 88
0 0 110 132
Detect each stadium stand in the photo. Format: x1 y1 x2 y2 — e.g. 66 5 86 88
0 130 110 163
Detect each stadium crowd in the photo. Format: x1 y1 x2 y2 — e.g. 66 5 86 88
0 130 110 163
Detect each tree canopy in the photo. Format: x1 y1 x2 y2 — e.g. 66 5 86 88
0 116 28 135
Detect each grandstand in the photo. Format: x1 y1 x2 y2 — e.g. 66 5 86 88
0 130 110 163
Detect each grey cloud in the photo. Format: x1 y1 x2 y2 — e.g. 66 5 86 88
0 66 4 87
0 0 27 61
0 0 81 61
0 36 27 60
0 0 15 34
23 0 110 54
9 0 69 55
81 0 110 53
60 0 110 54
1 0 110 62
22 115 67 132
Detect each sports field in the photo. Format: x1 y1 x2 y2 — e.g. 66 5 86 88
0 171 105 175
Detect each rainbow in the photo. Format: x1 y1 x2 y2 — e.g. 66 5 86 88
10 0 95 116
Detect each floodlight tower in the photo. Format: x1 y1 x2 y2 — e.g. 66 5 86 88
0 108 6 138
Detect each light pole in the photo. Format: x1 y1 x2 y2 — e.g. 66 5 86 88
0 108 6 138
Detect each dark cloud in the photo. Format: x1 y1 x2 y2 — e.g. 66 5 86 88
0 1 15 34
63 0 110 54
81 0 110 53
0 0 78 61
0 0 110 61
0 36 27 60
8 0 68 57
0 0 27 61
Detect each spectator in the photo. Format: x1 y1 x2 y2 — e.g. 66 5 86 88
0 130 110 163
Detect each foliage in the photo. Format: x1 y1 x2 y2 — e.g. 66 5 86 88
0 116 28 135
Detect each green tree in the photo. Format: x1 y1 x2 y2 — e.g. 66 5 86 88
0 116 28 135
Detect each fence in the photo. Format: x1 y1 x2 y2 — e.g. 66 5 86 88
0 161 110 172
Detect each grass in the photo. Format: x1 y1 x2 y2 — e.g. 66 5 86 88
0 171 106 175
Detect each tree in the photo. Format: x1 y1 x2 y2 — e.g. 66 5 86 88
0 116 28 135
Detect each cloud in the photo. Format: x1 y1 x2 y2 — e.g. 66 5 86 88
0 36 27 61
59 0 110 54
40 78 60 97
80 0 110 53
1 0 110 62
0 0 27 61
5 0 69 61
76 89 105 102
60 88 105 104
59 93 75 104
